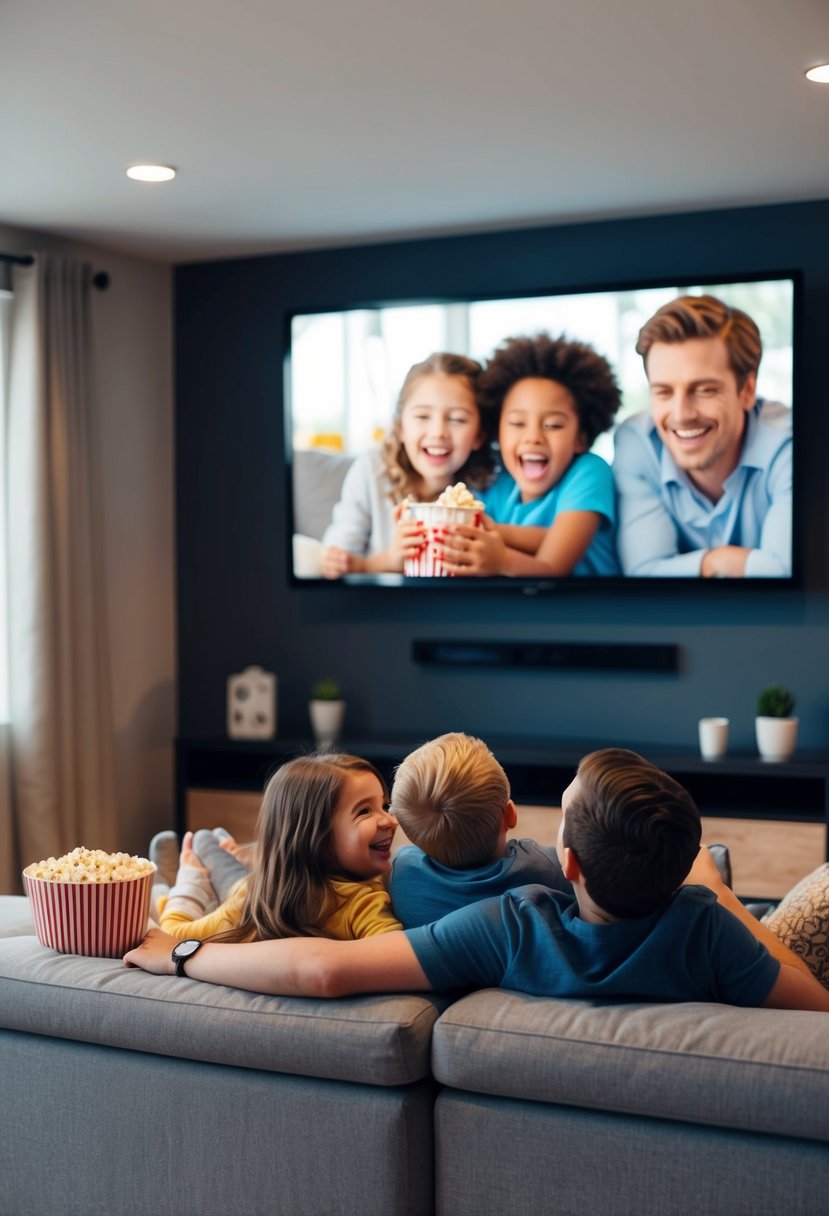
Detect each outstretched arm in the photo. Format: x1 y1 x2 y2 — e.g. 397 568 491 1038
686 848 829 1011
124 928 432 998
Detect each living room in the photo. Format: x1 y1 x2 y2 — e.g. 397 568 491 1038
1 4 829 1213
2 1 829 877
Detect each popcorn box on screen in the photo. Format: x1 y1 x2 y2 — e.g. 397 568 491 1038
23 848 155 958
403 501 482 578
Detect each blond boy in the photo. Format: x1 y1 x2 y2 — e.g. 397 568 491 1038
388 732 569 928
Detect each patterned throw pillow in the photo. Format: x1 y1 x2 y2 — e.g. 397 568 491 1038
762 864 829 989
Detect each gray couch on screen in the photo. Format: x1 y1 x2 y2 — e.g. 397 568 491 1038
1 897 827 1216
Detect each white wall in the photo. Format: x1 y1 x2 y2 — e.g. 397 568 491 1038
0 224 176 855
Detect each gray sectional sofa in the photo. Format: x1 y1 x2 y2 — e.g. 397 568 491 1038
1 896 828 1216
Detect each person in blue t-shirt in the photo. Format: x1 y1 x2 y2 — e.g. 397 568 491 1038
388 732 570 929
125 749 829 1014
439 333 622 577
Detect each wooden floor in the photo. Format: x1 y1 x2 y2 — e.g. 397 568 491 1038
187 789 825 901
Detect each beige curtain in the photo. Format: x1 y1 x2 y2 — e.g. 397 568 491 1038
2 254 116 891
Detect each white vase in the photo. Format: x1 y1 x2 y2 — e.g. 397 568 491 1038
755 716 799 762
309 699 346 747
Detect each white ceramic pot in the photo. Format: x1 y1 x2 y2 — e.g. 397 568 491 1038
755 716 799 762
309 699 346 747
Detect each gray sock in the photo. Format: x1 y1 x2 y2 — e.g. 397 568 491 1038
193 828 250 902
149 830 179 887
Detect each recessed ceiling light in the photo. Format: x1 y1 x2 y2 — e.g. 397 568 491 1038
126 164 177 182
805 63 829 83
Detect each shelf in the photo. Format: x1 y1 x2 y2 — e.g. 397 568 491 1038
176 736 829 855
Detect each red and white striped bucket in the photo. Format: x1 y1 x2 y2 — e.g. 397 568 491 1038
403 503 482 577
23 870 154 958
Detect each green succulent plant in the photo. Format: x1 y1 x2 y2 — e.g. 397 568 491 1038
310 678 342 702
756 684 796 718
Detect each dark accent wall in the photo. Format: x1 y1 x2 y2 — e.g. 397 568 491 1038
175 200 829 753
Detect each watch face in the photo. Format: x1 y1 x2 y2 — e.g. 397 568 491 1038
174 939 202 959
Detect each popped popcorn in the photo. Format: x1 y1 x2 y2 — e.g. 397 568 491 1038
435 482 483 510
24 846 154 884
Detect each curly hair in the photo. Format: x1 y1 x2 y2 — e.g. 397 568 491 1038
477 333 621 446
380 352 495 502
563 748 701 919
636 295 762 390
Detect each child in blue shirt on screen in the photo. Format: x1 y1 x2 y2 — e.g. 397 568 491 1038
127 748 829 1013
388 732 571 928
440 333 621 577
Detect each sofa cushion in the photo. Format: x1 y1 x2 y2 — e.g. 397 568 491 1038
431 989 829 1143
0 895 35 938
292 447 354 541
762 863 829 988
0 935 442 1086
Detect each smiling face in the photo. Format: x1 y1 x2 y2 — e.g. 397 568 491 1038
328 770 398 880
646 337 756 500
498 378 588 503
397 373 485 498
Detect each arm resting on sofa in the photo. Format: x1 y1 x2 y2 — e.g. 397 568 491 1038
125 927 432 997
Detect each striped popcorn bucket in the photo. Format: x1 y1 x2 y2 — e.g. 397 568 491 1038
23 870 155 958
403 503 482 577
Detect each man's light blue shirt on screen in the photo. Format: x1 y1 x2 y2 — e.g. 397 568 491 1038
613 399 792 577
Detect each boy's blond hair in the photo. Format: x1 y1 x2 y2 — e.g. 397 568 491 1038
391 733 510 868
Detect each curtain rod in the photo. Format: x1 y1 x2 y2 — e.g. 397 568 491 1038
0 250 110 290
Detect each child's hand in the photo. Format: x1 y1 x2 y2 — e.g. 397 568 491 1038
388 515 426 570
321 545 356 579
180 830 210 877
440 516 508 576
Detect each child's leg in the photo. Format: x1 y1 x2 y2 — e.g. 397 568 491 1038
193 828 250 902
149 830 180 887
148 830 180 921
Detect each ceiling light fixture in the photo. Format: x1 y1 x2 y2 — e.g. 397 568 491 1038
126 164 177 182
804 63 829 83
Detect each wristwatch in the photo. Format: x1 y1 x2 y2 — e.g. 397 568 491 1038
171 938 203 977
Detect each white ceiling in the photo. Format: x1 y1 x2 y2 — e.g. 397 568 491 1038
2 0 828 265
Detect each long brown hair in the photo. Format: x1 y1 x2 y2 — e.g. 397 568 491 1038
213 752 388 942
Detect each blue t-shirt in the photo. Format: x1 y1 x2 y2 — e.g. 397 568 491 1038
406 884 780 1005
389 839 570 929
481 452 619 575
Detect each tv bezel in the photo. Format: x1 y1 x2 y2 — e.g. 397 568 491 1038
283 267 802 595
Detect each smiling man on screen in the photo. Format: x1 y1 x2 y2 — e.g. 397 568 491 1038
613 294 792 578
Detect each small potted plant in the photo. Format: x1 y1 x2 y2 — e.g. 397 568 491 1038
309 678 346 747
755 684 798 762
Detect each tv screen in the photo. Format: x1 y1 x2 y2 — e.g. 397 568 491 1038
286 272 797 590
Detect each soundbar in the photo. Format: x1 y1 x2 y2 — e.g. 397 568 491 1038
412 640 680 673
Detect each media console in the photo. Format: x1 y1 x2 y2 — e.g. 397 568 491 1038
176 736 829 861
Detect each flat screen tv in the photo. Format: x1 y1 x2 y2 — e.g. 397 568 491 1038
286 271 798 591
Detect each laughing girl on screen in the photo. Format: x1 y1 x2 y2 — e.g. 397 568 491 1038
320 352 495 578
